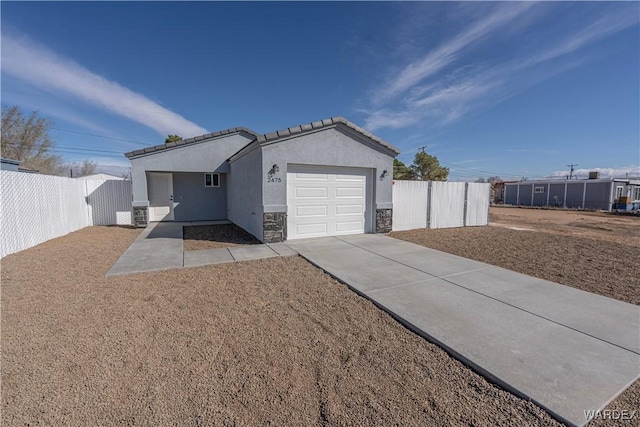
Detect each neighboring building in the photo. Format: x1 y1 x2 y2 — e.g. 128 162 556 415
504 177 640 211
0 158 21 172
76 173 126 180
0 158 38 173
125 117 399 243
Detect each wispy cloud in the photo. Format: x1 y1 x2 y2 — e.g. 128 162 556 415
364 3 639 131
2 88 113 135
1 32 208 137
508 149 561 155
450 157 499 165
371 2 535 106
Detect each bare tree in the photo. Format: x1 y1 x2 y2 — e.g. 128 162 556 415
1 106 65 175
68 160 98 177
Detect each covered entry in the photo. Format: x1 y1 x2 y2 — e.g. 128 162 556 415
286 164 372 239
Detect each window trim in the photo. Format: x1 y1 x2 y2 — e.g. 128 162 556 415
204 173 220 188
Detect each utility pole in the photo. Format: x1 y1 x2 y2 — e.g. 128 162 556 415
418 146 427 153
567 164 578 180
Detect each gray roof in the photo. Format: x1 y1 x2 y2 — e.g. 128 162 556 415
1 158 21 165
255 117 399 154
125 116 399 159
125 127 259 158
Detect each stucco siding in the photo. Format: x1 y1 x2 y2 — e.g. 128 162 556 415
172 172 227 221
260 127 394 212
130 133 253 204
228 147 263 240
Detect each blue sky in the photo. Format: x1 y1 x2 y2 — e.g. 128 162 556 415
2 1 638 180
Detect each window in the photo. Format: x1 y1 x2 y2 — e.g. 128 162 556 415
615 186 625 198
534 186 544 193
633 187 640 201
204 173 219 187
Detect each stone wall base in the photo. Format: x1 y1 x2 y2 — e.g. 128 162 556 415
133 206 148 228
263 212 287 243
375 208 392 233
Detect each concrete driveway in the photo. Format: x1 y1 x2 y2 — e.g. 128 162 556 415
286 234 640 427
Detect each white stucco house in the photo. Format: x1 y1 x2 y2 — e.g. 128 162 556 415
125 117 400 243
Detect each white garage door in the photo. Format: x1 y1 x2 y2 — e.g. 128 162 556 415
287 165 369 240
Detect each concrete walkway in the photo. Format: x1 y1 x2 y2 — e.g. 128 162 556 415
286 234 640 427
107 222 297 276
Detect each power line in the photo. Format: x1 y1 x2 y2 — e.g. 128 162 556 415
2 141 126 156
50 127 151 146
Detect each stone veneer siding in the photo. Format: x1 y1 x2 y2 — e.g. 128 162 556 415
133 206 148 228
375 208 392 233
263 212 287 243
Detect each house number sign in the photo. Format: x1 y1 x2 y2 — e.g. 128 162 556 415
267 164 282 183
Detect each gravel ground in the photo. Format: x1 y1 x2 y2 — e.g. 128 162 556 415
489 206 640 247
2 217 638 426
183 224 260 250
389 226 639 305
2 226 558 426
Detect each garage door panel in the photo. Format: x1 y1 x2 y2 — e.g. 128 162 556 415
335 220 364 233
295 172 328 181
335 187 363 198
336 174 364 182
335 204 363 215
296 187 328 198
288 165 369 240
296 205 327 217
296 222 328 236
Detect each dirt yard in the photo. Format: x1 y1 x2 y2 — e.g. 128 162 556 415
489 206 639 247
2 226 559 426
1 218 637 425
183 224 261 250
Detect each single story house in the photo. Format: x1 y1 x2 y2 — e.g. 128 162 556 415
125 117 399 243
504 177 640 211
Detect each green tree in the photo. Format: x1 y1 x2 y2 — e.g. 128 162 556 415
393 158 415 180
1 105 65 175
165 134 182 143
411 151 449 181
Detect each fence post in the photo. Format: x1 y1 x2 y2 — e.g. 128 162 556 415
426 181 432 229
463 182 469 226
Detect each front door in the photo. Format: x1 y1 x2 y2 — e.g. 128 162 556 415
148 172 174 221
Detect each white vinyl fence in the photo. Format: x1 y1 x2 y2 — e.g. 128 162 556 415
1 171 132 257
392 180 490 231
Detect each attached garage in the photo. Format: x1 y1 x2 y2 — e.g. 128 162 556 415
286 165 373 239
